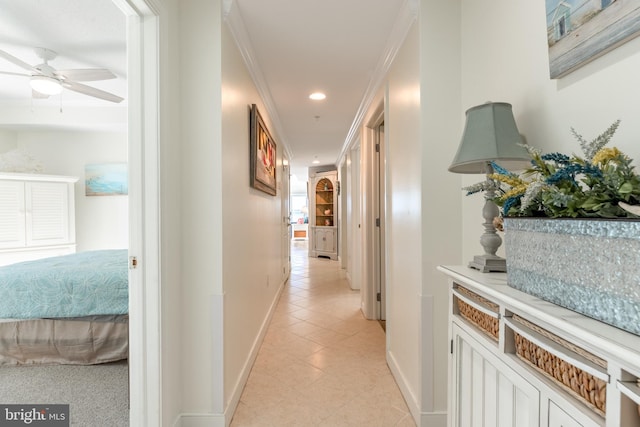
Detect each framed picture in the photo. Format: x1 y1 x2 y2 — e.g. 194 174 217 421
85 163 128 196
249 104 277 196
546 0 640 78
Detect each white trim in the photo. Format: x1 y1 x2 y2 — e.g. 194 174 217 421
171 279 286 427
211 294 225 414
224 279 286 423
387 349 420 424
359 125 377 319
335 0 417 167
173 414 225 427
388 347 447 427
223 2 293 160
111 0 162 425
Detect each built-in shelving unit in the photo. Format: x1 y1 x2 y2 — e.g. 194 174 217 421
309 169 337 259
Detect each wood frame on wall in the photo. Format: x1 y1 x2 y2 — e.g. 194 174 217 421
249 104 277 196
546 1 640 78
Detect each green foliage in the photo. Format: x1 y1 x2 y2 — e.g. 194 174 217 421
475 120 640 218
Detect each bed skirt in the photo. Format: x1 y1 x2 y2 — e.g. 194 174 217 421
0 315 128 366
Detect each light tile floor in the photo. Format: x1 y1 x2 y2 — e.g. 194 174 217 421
230 240 416 426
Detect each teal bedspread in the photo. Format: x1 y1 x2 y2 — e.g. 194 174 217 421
0 250 128 319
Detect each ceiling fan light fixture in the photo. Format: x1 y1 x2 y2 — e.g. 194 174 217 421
30 75 62 95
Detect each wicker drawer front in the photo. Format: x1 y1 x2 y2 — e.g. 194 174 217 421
453 286 500 341
507 315 608 417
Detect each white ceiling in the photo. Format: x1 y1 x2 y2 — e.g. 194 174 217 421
0 0 127 108
0 0 408 190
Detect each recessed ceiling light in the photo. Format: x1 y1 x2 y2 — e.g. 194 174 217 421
309 92 326 100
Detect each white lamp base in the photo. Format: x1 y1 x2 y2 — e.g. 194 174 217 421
468 255 507 273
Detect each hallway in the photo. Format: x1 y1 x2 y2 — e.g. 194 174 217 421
230 240 416 426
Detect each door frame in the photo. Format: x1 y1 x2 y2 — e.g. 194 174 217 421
374 119 386 321
282 156 291 281
360 102 386 319
112 0 161 425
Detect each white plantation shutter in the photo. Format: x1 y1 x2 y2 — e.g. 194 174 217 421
0 180 26 248
26 181 70 245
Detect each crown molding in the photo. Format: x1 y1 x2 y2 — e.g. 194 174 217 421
222 0 234 19
335 0 418 167
223 1 293 160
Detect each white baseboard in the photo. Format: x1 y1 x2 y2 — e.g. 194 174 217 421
223 277 287 424
173 413 225 427
172 279 285 427
387 349 420 424
419 412 447 426
386 350 447 427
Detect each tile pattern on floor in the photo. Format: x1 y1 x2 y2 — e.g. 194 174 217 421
230 240 416 426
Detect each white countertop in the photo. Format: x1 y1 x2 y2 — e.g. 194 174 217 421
438 265 640 373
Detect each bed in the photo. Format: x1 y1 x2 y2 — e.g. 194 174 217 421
0 249 129 365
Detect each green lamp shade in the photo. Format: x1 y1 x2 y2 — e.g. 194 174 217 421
449 102 530 174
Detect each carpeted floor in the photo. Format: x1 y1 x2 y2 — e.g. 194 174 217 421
0 360 129 426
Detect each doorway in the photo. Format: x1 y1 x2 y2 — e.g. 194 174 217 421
374 121 386 323
113 0 161 424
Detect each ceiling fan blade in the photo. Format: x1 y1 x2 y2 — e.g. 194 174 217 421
0 49 36 72
0 70 30 77
55 68 117 82
62 80 124 103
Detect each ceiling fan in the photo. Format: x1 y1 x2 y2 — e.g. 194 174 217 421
0 47 124 103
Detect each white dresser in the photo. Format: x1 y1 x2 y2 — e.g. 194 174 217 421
438 265 640 427
0 172 78 266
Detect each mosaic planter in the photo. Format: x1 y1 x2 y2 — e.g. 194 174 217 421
503 217 640 336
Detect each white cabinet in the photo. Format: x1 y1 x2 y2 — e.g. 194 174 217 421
439 265 640 427
549 401 586 427
0 173 78 266
308 170 338 260
292 223 308 240
313 227 336 254
452 323 540 426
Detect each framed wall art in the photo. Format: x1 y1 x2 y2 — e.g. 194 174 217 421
249 104 277 196
546 0 640 78
85 162 128 196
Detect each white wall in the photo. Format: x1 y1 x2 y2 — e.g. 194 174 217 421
158 0 183 424
0 129 16 151
459 0 640 263
176 0 288 424
178 0 224 420
8 130 128 251
381 1 462 425
385 22 423 421
418 0 463 422
221 19 286 413
160 1 640 426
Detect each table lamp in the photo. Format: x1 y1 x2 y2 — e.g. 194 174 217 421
449 102 530 272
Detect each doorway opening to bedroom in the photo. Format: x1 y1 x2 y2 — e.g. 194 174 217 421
0 0 140 425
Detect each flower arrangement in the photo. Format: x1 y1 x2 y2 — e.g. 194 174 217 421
464 120 640 218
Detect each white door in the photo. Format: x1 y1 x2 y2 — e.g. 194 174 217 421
451 324 540 427
348 144 362 291
282 157 291 281
548 402 587 427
